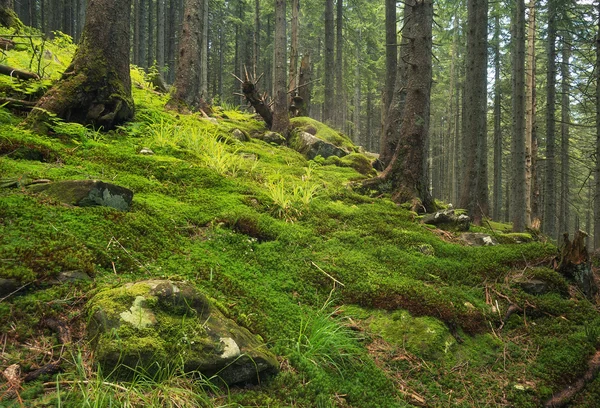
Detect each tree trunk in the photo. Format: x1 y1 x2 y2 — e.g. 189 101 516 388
165 0 207 113
272 0 289 134
379 3 410 169
559 32 571 236
525 0 537 227
493 11 503 221
354 29 361 145
323 0 334 124
335 0 343 129
0 0 20 29
459 0 489 225
545 0 558 238
253 0 260 76
139 0 148 69
288 0 299 97
157 0 165 69
366 0 433 212
595 2 600 249
200 0 208 98
27 0 133 131
297 54 312 117
383 0 397 123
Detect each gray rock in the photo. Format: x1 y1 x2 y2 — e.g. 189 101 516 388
51 271 93 284
0 278 19 297
422 209 470 232
460 233 498 247
289 131 348 160
517 279 552 296
28 180 133 211
87 280 278 385
254 131 286 146
231 129 250 142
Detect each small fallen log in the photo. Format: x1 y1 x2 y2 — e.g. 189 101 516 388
544 350 600 407
23 362 61 383
0 37 15 50
0 64 39 80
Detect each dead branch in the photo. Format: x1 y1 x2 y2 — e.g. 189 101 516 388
544 350 600 407
0 64 39 80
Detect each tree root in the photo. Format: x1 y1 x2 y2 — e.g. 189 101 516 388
544 350 600 407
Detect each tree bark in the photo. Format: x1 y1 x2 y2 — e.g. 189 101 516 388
545 0 558 238
288 0 299 98
459 0 489 225
27 0 134 131
297 54 312 117
525 1 537 227
200 0 208 98
559 32 571 236
157 0 166 69
165 0 207 113
323 0 334 124
383 0 397 123
379 3 410 169
595 1 600 249
0 0 20 29
511 0 526 232
335 0 343 129
493 11 503 221
365 0 433 212
272 0 289 134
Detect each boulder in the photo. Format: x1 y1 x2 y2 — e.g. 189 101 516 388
253 131 286 146
289 131 348 160
28 180 133 211
460 233 498 247
87 280 278 385
231 129 250 142
422 209 470 232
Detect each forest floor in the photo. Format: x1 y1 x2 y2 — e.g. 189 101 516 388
1 27 600 408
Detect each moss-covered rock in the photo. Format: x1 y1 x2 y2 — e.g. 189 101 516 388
289 130 349 160
87 280 279 385
28 179 133 211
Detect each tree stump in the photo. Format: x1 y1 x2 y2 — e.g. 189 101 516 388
557 231 598 300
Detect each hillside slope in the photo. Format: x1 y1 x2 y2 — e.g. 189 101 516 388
1 28 600 408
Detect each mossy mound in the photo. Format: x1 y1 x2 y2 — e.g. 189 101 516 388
290 116 355 149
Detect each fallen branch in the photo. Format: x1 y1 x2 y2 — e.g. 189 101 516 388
23 362 61 383
0 64 39 80
544 350 600 407
0 97 37 111
43 380 130 393
311 261 345 287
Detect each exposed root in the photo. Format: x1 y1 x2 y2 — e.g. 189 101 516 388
544 350 600 407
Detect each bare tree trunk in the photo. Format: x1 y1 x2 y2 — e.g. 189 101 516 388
335 0 343 129
253 0 260 76
157 0 165 69
459 0 489 225
366 0 434 212
525 1 536 227
493 11 503 221
27 0 133 130
379 3 410 169
166 0 207 113
323 0 334 124
200 0 208 98
288 0 299 99
383 0 397 121
559 32 571 236
272 0 289 134
297 54 312 117
354 29 361 145
545 0 558 238
511 0 527 232
596 2 600 249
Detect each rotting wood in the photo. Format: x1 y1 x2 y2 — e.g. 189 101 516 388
556 230 598 300
0 64 39 80
23 362 61 383
0 97 37 111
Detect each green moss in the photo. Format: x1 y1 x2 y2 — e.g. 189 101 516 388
290 117 355 149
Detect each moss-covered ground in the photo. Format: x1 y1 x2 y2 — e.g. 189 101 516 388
1 27 600 407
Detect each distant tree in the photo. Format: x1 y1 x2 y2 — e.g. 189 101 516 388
28 0 134 130
383 0 397 122
0 0 20 29
272 0 289 134
595 0 600 248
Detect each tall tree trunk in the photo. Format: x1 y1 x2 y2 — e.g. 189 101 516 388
323 0 334 124
544 0 558 238
379 3 410 169
288 0 299 97
200 0 208 98
0 0 19 28
272 0 289 134
383 0 397 122
366 0 433 211
157 0 165 69
139 0 148 69
525 0 536 227
335 0 343 129
165 0 206 112
445 15 459 204
596 2 600 249
28 0 133 130
459 0 489 225
253 0 260 76
493 11 503 221
297 54 312 117
354 29 361 145
511 0 527 232
559 32 571 236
